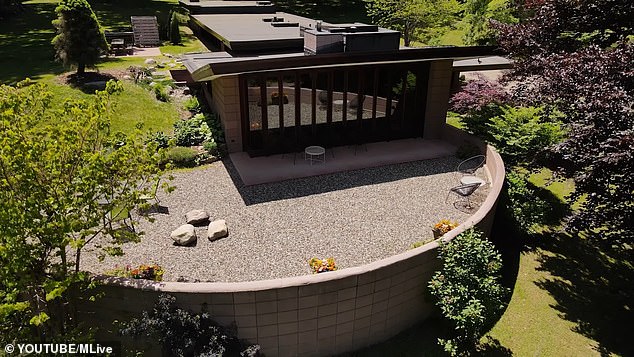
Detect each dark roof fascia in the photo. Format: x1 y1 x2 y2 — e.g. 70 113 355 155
190 46 501 81
190 16 232 50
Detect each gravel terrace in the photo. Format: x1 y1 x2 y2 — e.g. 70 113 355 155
80 156 490 282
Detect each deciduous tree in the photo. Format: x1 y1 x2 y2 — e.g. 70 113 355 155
365 0 459 46
51 0 108 75
0 80 170 343
495 0 634 246
462 0 517 45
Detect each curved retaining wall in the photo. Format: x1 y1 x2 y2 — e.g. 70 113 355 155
84 126 505 356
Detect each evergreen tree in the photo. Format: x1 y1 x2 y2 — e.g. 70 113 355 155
52 0 108 75
168 10 181 45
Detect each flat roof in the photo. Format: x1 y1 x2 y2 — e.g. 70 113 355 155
179 0 276 14
453 56 513 71
183 46 503 81
192 12 326 52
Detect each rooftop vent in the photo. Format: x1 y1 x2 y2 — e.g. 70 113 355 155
271 22 299 27
262 16 284 22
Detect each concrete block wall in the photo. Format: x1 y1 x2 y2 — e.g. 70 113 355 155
424 60 453 140
83 129 505 357
208 76 242 153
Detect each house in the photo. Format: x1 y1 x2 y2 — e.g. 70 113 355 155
179 0 507 156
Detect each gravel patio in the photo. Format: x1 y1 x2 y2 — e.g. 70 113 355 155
81 156 489 282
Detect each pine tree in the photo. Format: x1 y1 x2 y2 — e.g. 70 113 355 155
52 0 108 75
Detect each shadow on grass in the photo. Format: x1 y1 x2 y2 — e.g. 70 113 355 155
530 231 634 356
0 0 174 84
0 2 64 84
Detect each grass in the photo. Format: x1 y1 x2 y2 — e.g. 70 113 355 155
0 0 189 133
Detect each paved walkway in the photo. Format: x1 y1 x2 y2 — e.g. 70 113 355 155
230 138 457 185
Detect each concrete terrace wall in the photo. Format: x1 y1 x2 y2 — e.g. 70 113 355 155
85 129 505 356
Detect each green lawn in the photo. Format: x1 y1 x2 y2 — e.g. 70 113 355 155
0 0 194 133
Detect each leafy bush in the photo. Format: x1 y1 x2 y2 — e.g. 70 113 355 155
428 228 508 356
153 83 169 102
505 171 549 234
203 139 218 156
146 131 170 149
120 294 260 357
173 114 212 146
488 106 565 166
183 96 200 112
166 146 197 168
450 77 509 138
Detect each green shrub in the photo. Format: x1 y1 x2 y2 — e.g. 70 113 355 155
146 131 170 149
119 294 260 357
183 96 200 112
488 106 565 166
166 146 197 167
428 228 509 356
173 114 212 146
505 171 549 233
203 139 218 156
153 83 169 102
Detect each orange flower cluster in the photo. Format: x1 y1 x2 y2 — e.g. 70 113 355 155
107 263 164 281
309 257 337 274
129 264 164 281
433 219 458 235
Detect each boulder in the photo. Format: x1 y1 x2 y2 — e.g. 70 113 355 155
208 219 228 241
186 209 209 225
170 224 196 245
144 58 157 65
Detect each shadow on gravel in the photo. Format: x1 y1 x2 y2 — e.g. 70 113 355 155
223 156 460 205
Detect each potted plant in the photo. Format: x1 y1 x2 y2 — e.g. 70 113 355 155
270 91 289 105
432 219 458 239
309 257 337 273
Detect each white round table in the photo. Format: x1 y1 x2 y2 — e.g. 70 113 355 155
305 145 325 165
460 175 486 186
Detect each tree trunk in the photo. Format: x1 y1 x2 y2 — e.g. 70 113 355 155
77 61 85 76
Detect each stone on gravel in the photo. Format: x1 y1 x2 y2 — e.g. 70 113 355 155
186 209 209 225
208 219 228 241
170 224 196 246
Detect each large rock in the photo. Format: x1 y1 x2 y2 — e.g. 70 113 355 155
186 209 209 225
144 58 157 65
170 224 196 246
208 219 228 241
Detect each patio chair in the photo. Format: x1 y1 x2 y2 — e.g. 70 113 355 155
455 154 485 182
109 205 136 232
445 182 482 212
139 180 161 213
457 154 485 176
